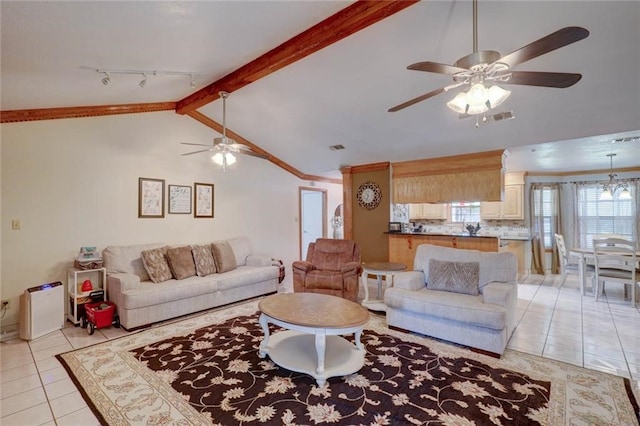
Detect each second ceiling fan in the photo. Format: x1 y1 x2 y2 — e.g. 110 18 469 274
388 0 589 115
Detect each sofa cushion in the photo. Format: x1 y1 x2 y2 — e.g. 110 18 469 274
141 247 173 283
166 246 197 280
385 287 506 330
227 236 252 266
427 259 480 296
102 243 165 281
192 244 217 276
212 241 237 273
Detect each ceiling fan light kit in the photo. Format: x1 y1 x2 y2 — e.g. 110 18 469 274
388 0 589 124
180 91 268 170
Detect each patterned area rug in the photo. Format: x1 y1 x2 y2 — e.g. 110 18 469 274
57 300 640 425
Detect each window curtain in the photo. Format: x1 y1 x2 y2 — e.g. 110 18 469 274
529 183 563 274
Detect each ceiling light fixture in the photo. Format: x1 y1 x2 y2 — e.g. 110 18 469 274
446 83 511 115
95 69 199 88
600 153 632 200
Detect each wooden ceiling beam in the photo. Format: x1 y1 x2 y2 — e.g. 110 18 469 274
0 102 176 123
176 0 418 114
187 111 341 184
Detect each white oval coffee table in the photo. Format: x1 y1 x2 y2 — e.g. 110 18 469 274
258 293 369 387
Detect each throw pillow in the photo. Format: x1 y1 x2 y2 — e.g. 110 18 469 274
140 247 173 283
427 259 480 296
211 241 237 273
166 246 197 280
192 244 217 276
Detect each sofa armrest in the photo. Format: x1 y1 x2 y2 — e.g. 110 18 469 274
393 271 426 291
292 261 314 273
341 261 360 274
482 282 516 307
107 273 141 293
246 255 272 267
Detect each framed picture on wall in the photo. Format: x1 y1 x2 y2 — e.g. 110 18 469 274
194 182 214 218
168 185 192 214
138 177 165 218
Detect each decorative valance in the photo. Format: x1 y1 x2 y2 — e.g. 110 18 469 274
392 150 507 203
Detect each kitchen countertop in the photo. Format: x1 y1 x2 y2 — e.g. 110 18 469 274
386 232 532 241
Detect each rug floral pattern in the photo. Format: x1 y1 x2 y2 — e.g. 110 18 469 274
130 314 550 425
56 300 640 425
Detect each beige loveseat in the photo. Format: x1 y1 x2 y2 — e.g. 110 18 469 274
385 244 518 356
103 236 279 330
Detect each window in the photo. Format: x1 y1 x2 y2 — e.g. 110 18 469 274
532 186 555 248
450 202 481 223
576 183 635 248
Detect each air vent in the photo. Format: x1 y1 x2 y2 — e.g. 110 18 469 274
492 111 514 121
329 144 345 151
612 136 640 143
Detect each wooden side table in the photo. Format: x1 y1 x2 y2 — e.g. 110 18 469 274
360 262 406 311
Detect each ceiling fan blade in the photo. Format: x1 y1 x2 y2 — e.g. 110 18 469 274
181 142 212 147
498 27 589 69
230 143 269 159
181 148 214 156
388 87 446 112
407 61 467 75
500 71 582 88
238 149 269 160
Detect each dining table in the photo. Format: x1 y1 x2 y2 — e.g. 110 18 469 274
569 247 640 296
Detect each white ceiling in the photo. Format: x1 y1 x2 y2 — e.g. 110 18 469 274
2 1 639 177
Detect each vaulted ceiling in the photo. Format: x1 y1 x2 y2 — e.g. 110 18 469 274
2 1 639 179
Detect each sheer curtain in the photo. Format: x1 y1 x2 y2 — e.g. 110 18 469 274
530 183 563 274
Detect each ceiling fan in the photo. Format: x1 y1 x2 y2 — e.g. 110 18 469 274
181 91 268 169
388 0 589 116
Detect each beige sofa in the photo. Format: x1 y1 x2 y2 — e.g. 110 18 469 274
384 244 518 356
103 236 279 330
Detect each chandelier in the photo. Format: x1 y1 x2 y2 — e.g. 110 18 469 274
600 153 631 200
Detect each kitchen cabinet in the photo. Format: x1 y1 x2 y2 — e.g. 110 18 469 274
408 203 448 220
389 234 499 266
500 240 527 279
480 173 524 220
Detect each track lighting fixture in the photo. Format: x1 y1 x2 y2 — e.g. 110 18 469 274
95 69 199 88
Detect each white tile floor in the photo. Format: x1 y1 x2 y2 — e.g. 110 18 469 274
1 273 639 425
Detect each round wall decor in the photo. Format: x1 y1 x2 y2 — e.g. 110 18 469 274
356 181 382 210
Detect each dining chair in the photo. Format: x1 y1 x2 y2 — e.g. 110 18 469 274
554 233 595 289
592 237 639 307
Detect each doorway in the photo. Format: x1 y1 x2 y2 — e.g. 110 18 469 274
299 187 327 260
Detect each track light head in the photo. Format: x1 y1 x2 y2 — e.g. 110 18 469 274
139 73 147 88
101 72 110 85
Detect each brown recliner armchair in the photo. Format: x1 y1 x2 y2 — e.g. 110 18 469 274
292 239 361 301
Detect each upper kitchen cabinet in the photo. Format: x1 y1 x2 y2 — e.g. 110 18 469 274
409 203 448 220
480 172 525 220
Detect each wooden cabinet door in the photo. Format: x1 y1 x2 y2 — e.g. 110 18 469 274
408 204 423 220
501 185 524 219
388 235 417 269
421 203 448 219
480 201 502 219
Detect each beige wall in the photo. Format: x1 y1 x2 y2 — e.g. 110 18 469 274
0 111 342 331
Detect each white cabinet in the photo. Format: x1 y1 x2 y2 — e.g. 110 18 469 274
409 203 448 220
67 267 106 325
480 173 525 220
